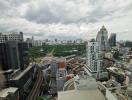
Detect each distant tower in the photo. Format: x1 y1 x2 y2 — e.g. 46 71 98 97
32 36 34 41
109 33 116 47
19 32 24 41
96 26 109 51
31 36 34 46
86 39 101 73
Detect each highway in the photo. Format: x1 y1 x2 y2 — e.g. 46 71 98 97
26 68 43 100
26 50 54 100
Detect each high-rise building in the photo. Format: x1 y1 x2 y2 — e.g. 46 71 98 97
109 33 116 47
0 32 23 43
26 38 32 48
0 32 29 70
0 41 29 71
56 58 67 91
50 58 67 93
6 41 20 70
28 36 43 47
18 42 29 70
86 39 101 73
96 26 109 51
51 58 59 78
0 43 9 70
32 40 43 46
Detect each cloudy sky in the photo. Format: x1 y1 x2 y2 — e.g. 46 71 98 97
0 0 132 40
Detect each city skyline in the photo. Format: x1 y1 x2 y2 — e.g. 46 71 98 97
0 0 132 40
1 1 132 100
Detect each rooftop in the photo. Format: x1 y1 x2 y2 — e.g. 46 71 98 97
107 67 125 75
11 65 33 80
58 74 106 100
58 89 106 100
0 87 18 98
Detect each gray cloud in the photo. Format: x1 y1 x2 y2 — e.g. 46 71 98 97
23 0 132 24
0 0 132 40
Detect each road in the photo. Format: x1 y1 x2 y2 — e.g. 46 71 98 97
40 48 54 64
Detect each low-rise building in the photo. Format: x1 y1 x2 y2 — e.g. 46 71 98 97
0 87 19 100
107 67 125 84
102 57 115 69
104 52 113 59
98 80 132 100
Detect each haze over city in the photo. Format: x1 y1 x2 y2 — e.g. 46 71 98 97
1 0 132 100
0 0 132 40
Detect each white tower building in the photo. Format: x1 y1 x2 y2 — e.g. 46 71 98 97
96 26 109 51
86 39 101 73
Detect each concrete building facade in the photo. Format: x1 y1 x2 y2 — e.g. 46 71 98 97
0 32 29 71
96 26 109 51
0 32 23 43
86 39 101 73
109 33 116 47
0 41 29 71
